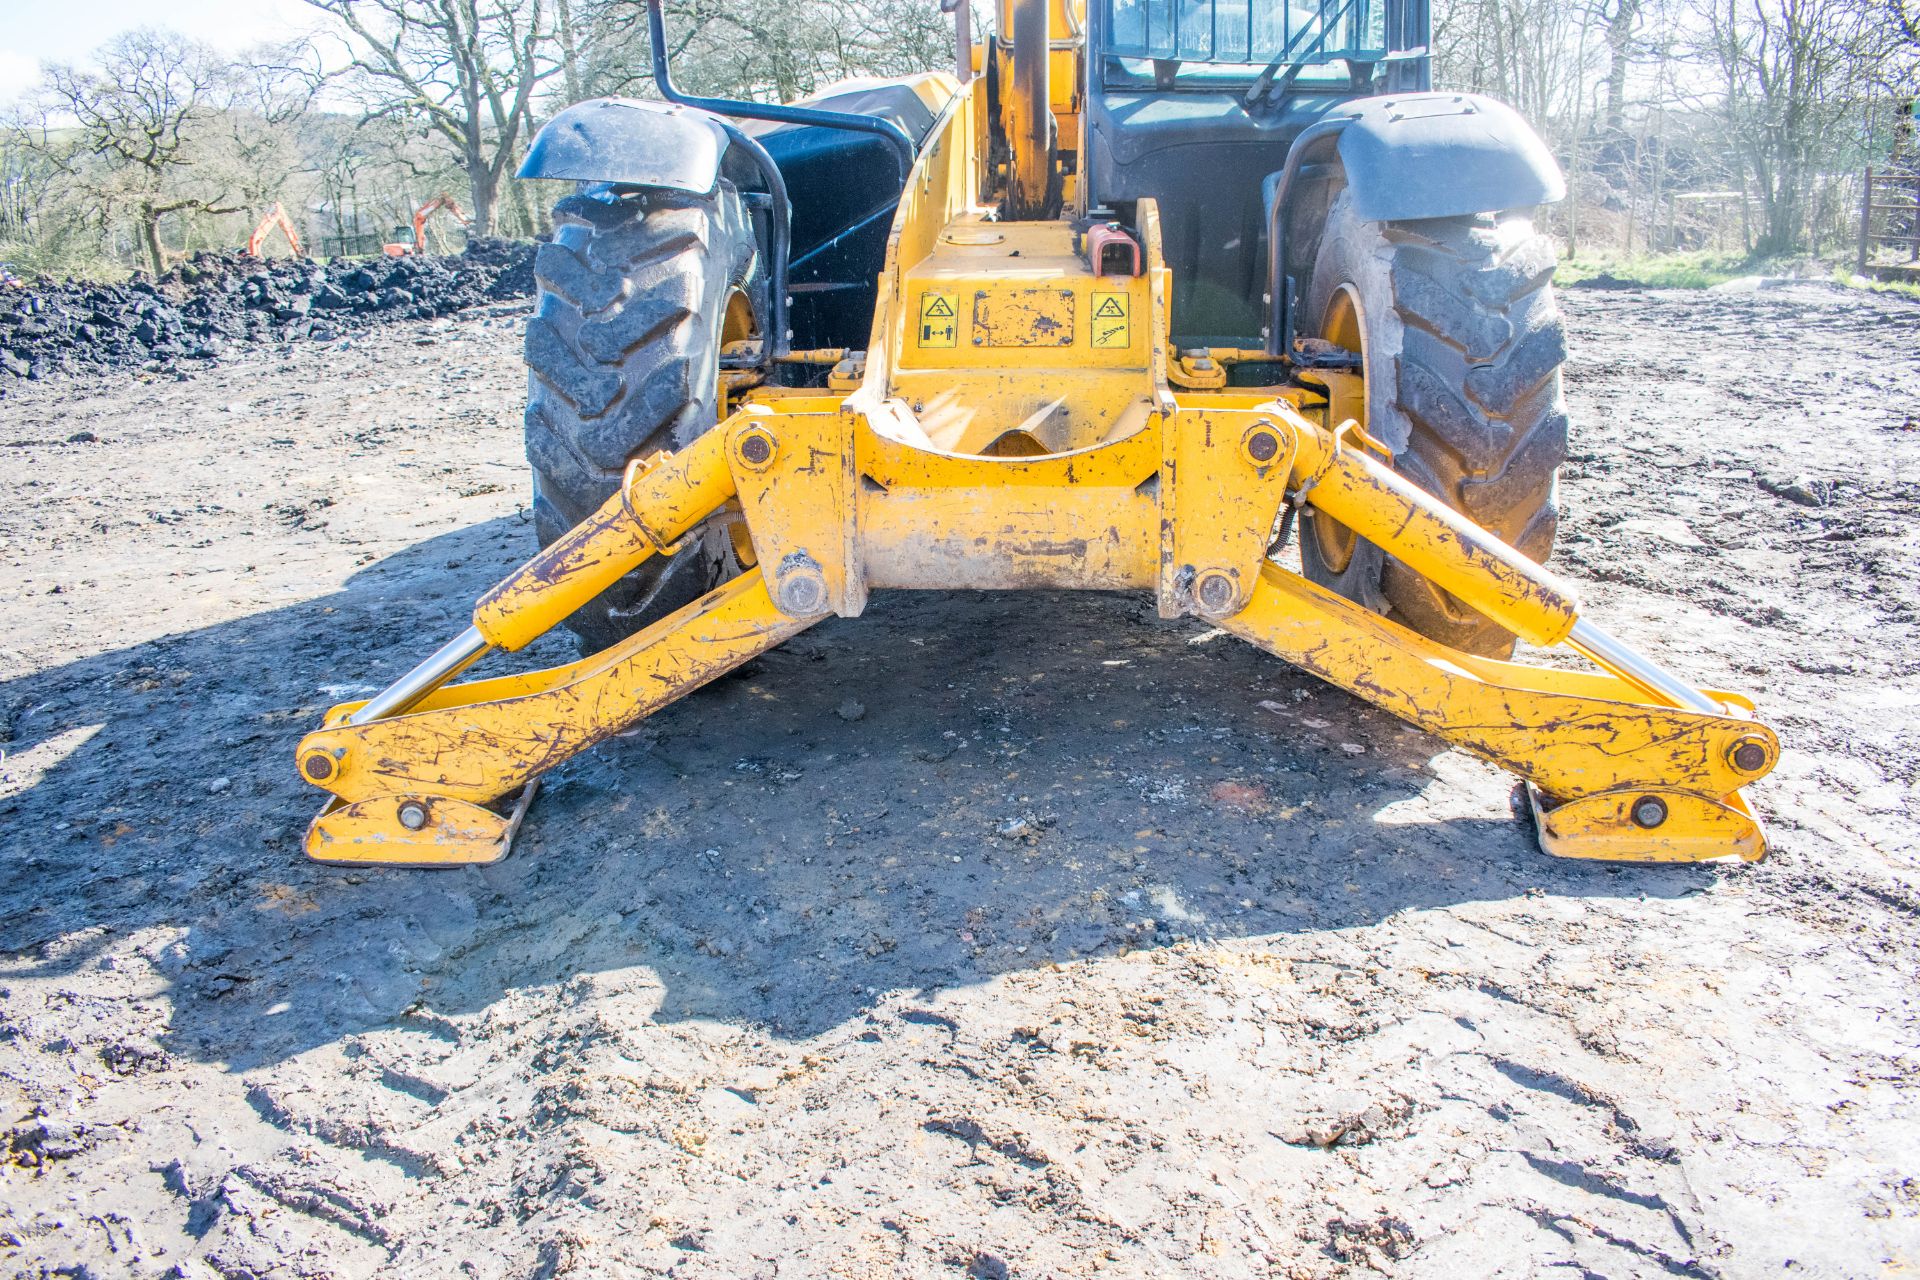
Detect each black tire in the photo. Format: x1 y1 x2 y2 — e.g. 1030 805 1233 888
523 184 760 653
1299 189 1568 658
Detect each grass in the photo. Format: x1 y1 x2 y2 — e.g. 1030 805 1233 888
1556 250 1756 289
1557 247 1920 297
1833 265 1920 300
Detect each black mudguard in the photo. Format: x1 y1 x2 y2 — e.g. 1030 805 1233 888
519 98 731 194
1334 93 1565 222
519 87 940 351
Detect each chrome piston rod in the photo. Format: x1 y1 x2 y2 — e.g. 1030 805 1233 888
341 585 1716 736
1565 618 1721 716
348 625 492 725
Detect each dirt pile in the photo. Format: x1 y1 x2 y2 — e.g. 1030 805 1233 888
0 237 534 386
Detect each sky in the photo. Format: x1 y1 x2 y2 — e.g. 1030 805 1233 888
0 0 318 103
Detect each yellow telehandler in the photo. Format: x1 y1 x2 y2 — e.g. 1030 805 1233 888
294 0 1777 866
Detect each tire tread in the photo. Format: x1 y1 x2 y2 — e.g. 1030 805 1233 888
523 186 754 652
1303 197 1568 658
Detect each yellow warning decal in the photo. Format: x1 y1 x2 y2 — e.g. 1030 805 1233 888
1091 293 1131 348
917 292 957 348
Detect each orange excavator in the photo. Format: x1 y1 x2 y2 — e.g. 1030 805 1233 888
382 194 471 257
244 202 304 257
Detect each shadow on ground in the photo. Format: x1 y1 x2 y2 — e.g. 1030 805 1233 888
0 519 1719 1070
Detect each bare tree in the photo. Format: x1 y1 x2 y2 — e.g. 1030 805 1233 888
1697 0 1888 254
35 31 245 275
0 116 109 276
555 0 586 100
194 44 328 252
570 0 950 102
1434 0 1599 129
0 124 49 242
304 0 561 235
1890 0 1920 49
1600 0 1646 133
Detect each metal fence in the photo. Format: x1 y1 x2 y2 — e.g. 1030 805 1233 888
1857 167 1920 276
317 232 392 260
313 228 472 260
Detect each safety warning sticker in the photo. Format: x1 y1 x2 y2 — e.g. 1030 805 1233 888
1091 293 1131 348
917 292 957 347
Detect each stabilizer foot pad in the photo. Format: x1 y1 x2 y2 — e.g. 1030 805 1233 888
1526 783 1767 863
305 782 539 868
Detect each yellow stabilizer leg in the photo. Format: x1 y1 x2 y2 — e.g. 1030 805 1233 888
1221 562 1773 861
1524 784 1766 863
308 782 539 869
297 572 818 865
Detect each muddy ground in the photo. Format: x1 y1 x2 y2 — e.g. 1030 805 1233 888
1 283 1916 1279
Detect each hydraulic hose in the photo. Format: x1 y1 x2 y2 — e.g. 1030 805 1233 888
1263 116 1352 357
644 0 915 182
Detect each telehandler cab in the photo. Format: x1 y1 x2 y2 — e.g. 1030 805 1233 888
295 0 1778 866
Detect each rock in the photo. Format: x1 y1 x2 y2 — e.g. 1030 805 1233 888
8 1115 92 1165
836 698 867 721
1326 1215 1416 1265
1759 472 1829 507
966 1254 1011 1280
0 240 537 385
101 1036 170 1076
993 812 1051 842
1616 515 1707 546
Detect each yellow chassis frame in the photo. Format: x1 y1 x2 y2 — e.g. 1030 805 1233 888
295 82 1776 868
